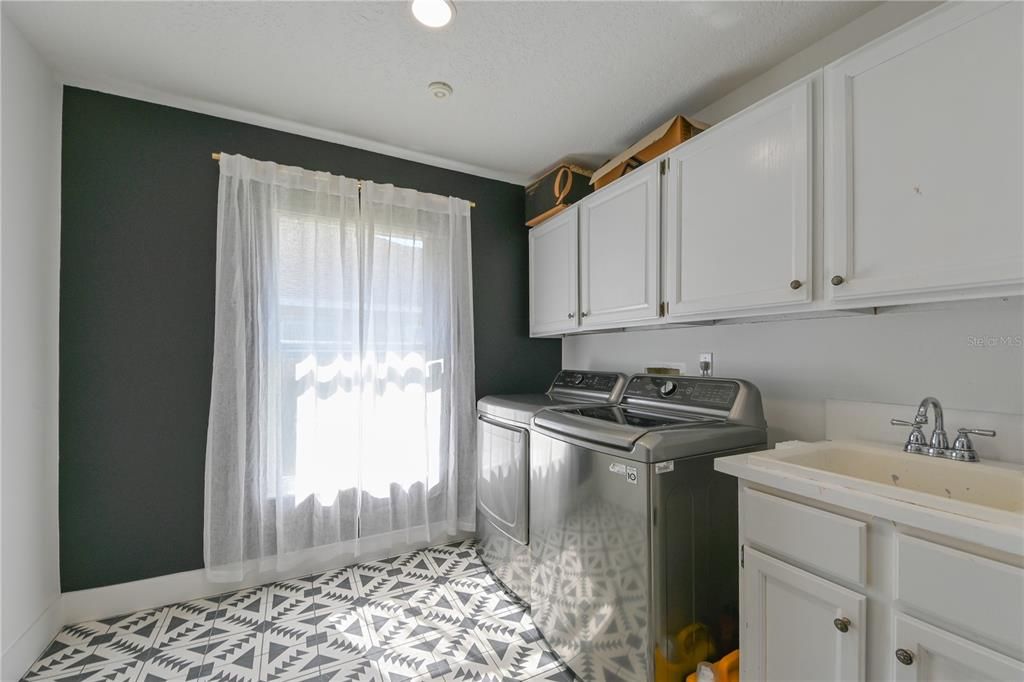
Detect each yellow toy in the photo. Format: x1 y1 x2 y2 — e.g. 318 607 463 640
685 649 740 682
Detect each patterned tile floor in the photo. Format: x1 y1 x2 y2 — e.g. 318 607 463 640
23 540 580 682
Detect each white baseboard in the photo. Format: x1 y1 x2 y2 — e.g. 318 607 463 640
62 527 474 625
1 597 63 681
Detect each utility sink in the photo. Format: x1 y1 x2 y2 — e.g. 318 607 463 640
749 441 1024 526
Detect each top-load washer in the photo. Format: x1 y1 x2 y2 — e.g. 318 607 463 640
529 374 767 681
476 370 626 602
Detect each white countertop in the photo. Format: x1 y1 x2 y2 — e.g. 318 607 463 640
716 449 1024 557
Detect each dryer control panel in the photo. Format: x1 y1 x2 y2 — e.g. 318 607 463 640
551 370 624 394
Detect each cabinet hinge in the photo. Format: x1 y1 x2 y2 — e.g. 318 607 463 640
659 159 668 175
740 545 745 568
658 302 665 316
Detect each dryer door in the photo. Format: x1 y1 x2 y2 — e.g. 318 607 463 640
477 414 529 545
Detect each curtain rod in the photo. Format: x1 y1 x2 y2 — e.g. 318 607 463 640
210 153 476 208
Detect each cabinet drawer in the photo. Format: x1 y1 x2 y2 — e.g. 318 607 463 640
892 612 1024 682
743 488 866 586
896 534 1024 658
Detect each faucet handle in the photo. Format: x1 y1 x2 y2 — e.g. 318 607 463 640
951 428 995 462
957 428 996 438
890 418 926 427
891 418 927 453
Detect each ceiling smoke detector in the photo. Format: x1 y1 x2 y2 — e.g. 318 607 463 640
412 0 456 28
428 81 453 100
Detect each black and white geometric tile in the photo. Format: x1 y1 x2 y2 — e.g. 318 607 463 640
22 539 583 682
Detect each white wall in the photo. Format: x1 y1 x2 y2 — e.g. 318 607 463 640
0 13 63 680
692 1 939 124
564 300 1024 449
564 2 1024 457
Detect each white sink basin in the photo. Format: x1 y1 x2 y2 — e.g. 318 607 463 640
749 441 1024 526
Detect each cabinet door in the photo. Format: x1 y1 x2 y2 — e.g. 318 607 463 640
664 78 813 318
529 207 578 336
743 547 866 682
824 2 1024 305
578 163 660 327
892 613 1024 682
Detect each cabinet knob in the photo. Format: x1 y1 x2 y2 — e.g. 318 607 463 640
567 312 575 319
895 649 914 666
581 311 590 318
833 617 851 633
790 279 802 290
830 275 845 286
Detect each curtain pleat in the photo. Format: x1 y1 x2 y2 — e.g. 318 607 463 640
204 154 476 581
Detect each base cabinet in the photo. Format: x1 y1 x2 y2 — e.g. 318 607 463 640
892 613 1024 682
736 485 1024 682
743 547 865 681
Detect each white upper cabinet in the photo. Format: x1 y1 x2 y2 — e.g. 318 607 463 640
664 77 814 318
578 163 661 328
527 3 1023 336
529 206 578 336
824 2 1024 305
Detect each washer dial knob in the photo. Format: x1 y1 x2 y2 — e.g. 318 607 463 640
659 381 677 397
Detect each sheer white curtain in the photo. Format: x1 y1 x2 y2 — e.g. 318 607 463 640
205 154 476 581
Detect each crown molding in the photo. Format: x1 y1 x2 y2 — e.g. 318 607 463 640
57 71 530 187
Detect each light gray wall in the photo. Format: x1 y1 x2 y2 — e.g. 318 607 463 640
564 2 1024 449
563 301 1024 446
1 12 62 679
692 1 939 124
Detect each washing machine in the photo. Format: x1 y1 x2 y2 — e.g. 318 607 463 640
530 374 767 681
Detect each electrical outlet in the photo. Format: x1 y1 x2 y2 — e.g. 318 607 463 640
698 352 713 377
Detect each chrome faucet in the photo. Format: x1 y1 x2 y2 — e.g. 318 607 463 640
890 396 995 462
917 396 949 453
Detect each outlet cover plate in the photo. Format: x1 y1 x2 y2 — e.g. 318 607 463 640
699 352 713 376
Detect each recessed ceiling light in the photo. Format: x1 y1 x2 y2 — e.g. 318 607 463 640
428 81 453 99
412 0 455 28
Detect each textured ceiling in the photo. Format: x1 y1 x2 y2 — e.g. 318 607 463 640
5 1 877 184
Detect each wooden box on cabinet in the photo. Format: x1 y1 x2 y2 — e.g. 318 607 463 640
591 115 707 190
525 164 593 227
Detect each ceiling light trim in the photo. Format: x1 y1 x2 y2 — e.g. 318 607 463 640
57 71 529 186
412 0 456 28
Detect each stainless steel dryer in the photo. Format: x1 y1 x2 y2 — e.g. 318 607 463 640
530 374 767 682
476 370 626 603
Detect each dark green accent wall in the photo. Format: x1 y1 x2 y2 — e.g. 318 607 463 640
59 86 560 592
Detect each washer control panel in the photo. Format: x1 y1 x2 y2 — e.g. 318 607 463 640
624 375 739 409
551 370 622 393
